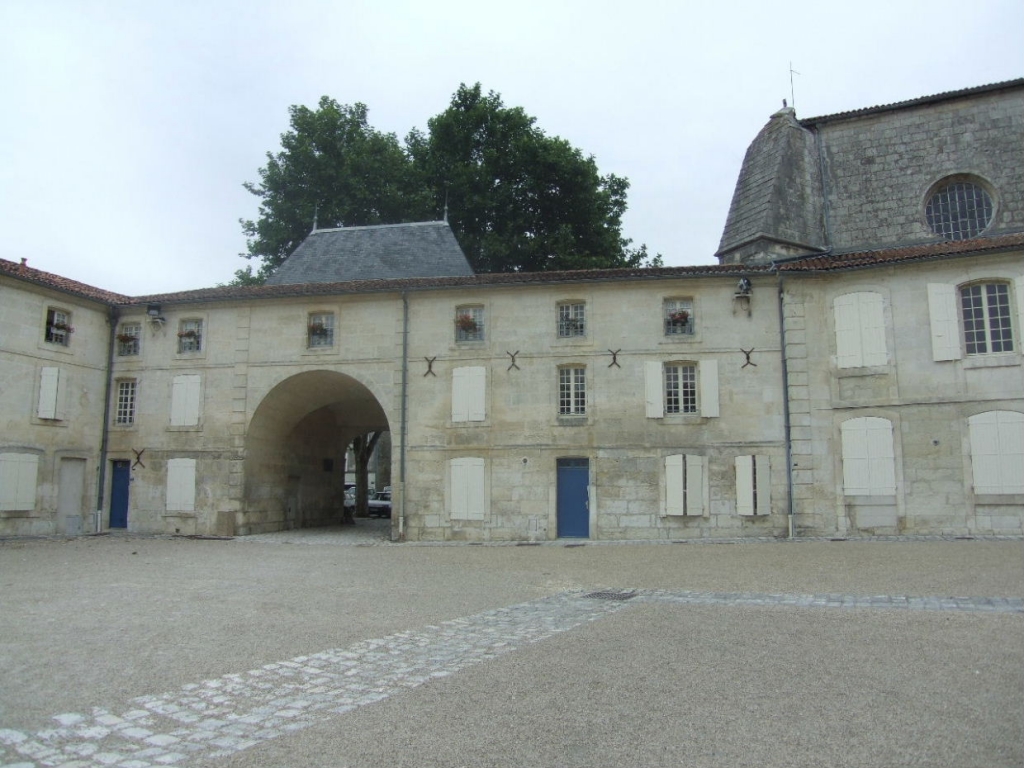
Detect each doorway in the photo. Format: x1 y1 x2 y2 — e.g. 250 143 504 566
556 458 590 538
109 460 130 528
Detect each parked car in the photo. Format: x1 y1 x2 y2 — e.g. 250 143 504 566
368 491 392 518
342 488 356 511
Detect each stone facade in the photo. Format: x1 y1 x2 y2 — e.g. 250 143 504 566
1 80 1022 540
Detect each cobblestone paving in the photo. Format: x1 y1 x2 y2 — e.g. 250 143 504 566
1 589 1020 768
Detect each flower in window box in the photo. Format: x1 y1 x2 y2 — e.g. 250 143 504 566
668 310 690 325
51 321 75 333
177 329 199 339
456 314 478 333
116 333 136 343
308 322 329 336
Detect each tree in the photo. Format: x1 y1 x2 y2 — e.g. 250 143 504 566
407 84 653 272
348 431 382 522
239 85 656 282
239 98 431 280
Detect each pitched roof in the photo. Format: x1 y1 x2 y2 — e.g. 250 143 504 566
264 221 474 286
800 78 1024 127
777 232 1024 272
0 258 129 304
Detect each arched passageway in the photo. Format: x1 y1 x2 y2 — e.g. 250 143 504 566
241 370 390 534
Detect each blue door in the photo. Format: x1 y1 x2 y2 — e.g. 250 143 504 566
109 460 130 528
557 458 590 538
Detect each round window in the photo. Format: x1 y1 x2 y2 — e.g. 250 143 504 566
925 179 993 241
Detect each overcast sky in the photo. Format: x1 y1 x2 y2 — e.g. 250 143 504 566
2 0 1021 296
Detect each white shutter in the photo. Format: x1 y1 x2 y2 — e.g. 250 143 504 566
166 458 197 511
685 454 706 516
171 375 201 426
452 367 485 423
37 367 61 419
664 454 684 516
755 455 771 515
859 293 887 366
699 360 719 418
735 455 754 515
842 417 896 496
450 457 485 520
1016 279 1024 352
645 362 663 418
927 283 961 361
969 411 1024 494
833 294 863 368
0 453 39 511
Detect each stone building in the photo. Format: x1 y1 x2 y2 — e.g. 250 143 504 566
1 79 1021 540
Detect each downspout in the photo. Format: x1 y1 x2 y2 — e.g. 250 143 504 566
772 266 796 538
398 292 409 540
95 305 120 532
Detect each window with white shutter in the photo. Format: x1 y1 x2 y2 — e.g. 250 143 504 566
927 284 961 361
452 367 486 422
37 366 64 420
166 458 197 512
833 292 887 368
646 361 718 418
0 453 39 511
170 374 201 426
664 454 707 516
450 457 485 520
736 455 771 516
968 411 1024 494
841 417 897 496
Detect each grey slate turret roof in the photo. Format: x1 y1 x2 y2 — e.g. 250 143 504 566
265 221 474 286
715 106 825 265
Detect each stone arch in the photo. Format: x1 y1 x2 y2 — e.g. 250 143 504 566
240 370 391 534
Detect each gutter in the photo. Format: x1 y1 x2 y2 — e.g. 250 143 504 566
95 305 120 532
771 264 796 538
398 292 409 540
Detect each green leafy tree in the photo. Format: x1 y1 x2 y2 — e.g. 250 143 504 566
408 83 653 272
239 98 430 280
239 85 656 282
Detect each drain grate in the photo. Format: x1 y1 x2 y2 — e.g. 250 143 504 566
583 590 638 601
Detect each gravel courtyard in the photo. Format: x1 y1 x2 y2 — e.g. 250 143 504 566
1 529 1022 767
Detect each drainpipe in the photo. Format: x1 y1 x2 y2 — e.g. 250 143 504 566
772 266 796 538
95 305 120 532
398 292 409 540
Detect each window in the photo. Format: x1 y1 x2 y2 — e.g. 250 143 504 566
0 453 39 511
736 455 771 516
307 312 335 348
926 179 993 241
452 366 486 422
961 283 1014 355
664 454 707 516
45 308 73 346
117 323 141 356
928 281 1020 361
37 366 65 420
559 366 586 416
177 319 203 353
665 363 697 414
455 306 485 342
833 292 887 368
664 298 694 336
557 302 586 337
166 458 197 512
840 417 896 496
645 360 718 418
115 380 137 426
450 457 486 520
170 374 201 426
968 411 1024 495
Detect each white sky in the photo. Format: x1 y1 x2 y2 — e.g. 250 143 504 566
1 0 1021 295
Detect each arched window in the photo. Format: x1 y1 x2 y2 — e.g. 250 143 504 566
968 411 1024 494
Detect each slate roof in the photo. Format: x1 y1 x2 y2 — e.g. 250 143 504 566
264 221 474 286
